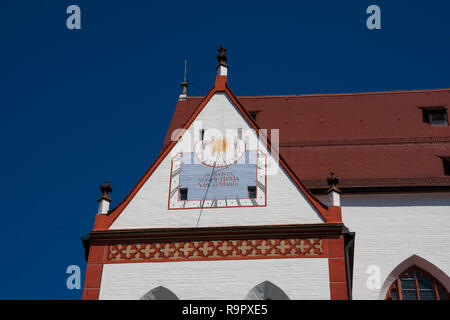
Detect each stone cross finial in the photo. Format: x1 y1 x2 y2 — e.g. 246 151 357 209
99 180 112 202
216 45 228 67
327 172 339 188
97 180 113 214
326 173 341 207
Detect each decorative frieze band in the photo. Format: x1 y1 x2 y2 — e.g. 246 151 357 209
106 238 325 263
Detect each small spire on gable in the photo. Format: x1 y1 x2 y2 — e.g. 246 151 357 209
327 173 340 191
216 45 228 77
99 180 113 201
326 173 341 207
179 60 188 101
97 180 112 214
216 45 228 67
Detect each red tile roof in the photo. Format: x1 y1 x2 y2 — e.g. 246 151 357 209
162 89 450 191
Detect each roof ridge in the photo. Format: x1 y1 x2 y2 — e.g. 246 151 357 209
185 88 450 100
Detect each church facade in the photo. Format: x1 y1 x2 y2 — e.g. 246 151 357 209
82 47 450 300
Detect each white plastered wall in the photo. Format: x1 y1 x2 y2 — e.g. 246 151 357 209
320 192 450 300
110 93 324 229
99 258 330 300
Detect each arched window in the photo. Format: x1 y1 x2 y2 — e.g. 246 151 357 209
244 281 290 300
386 266 449 300
140 286 179 300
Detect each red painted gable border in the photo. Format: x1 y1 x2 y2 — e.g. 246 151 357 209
93 76 338 231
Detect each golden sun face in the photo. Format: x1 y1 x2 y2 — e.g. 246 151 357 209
210 137 228 154
194 137 246 167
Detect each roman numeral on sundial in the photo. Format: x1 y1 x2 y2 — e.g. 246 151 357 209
170 186 179 199
172 167 181 177
211 199 218 207
257 180 265 193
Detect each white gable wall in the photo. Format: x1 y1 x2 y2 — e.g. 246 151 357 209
110 93 324 229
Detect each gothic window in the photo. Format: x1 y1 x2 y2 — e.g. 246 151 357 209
244 281 290 300
386 266 449 300
140 286 179 300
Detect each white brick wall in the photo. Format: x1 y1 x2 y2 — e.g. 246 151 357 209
319 192 450 300
99 258 330 300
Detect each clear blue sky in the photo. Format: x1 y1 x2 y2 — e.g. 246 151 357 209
1 0 449 299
